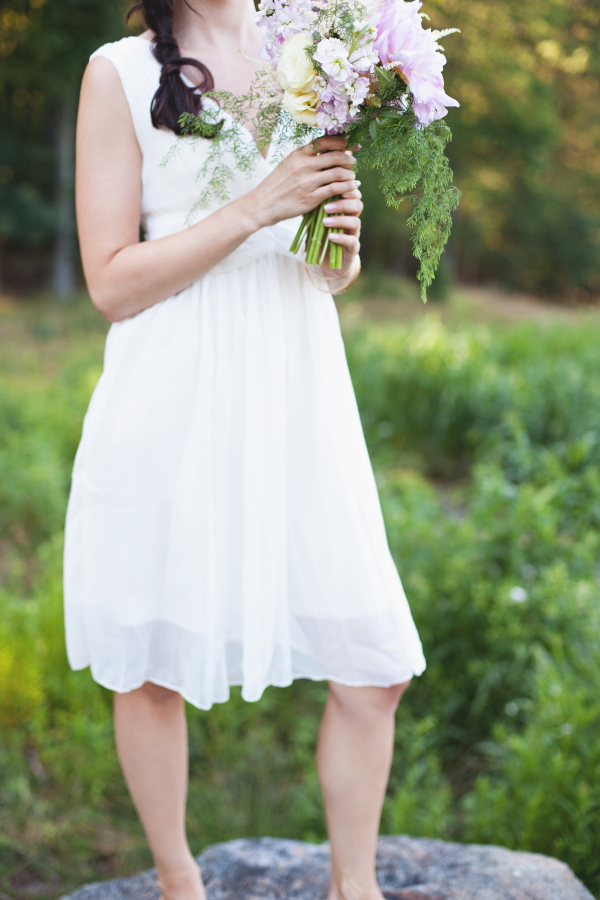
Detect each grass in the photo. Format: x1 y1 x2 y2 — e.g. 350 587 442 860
1 279 600 899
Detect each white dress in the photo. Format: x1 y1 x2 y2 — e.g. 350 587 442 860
64 36 426 709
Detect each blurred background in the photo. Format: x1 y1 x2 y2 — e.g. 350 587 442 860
1 0 600 298
1 2 600 900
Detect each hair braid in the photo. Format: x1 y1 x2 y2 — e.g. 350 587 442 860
128 0 215 134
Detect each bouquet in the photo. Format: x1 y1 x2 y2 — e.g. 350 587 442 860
177 0 461 299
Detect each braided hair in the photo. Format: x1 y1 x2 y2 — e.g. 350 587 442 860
128 0 215 134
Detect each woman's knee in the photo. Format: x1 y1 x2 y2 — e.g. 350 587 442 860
134 681 182 707
328 680 411 718
388 679 411 707
140 682 181 705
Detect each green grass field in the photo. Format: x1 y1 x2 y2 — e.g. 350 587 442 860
1 283 600 899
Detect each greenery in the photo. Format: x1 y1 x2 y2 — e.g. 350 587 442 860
357 0 600 297
348 111 459 298
179 61 460 288
1 289 599 899
1 0 599 296
0 0 128 289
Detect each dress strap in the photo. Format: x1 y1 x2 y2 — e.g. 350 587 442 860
90 37 159 147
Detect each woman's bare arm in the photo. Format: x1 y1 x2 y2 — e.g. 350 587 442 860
76 57 362 322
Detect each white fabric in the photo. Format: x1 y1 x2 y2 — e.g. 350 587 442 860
64 36 426 708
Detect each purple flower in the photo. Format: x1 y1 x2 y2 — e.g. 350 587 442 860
316 99 352 133
314 67 370 134
350 75 371 106
317 77 351 105
373 0 459 126
256 0 317 64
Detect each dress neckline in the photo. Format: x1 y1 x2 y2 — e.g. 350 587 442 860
130 34 275 163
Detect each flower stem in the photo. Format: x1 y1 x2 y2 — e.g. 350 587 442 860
289 211 311 254
289 196 343 270
306 201 326 265
329 228 343 269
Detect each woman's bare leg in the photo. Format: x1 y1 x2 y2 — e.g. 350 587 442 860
113 683 206 900
318 681 411 900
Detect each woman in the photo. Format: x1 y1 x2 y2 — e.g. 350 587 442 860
65 0 426 898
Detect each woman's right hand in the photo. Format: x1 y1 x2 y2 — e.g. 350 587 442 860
77 58 359 321
242 135 359 230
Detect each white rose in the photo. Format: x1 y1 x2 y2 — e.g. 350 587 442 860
277 32 316 93
282 88 319 125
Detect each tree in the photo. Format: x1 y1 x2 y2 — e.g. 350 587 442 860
361 0 600 298
0 0 129 294
1 0 599 298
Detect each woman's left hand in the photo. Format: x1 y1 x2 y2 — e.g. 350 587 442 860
320 186 362 286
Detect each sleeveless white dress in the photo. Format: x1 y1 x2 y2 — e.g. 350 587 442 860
64 36 426 709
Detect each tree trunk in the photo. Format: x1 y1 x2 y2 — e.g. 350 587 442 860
52 95 76 298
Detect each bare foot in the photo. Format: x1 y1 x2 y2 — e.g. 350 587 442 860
157 858 207 900
328 877 386 900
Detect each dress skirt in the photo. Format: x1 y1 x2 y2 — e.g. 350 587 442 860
64 252 426 709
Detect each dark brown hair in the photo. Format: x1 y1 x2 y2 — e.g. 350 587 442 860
127 0 214 134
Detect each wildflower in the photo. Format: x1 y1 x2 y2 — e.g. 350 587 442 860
373 0 459 126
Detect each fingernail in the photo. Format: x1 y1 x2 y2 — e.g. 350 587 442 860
355 180 361 187
323 217 335 225
324 203 336 212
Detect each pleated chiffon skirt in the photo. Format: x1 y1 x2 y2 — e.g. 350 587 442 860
64 253 426 708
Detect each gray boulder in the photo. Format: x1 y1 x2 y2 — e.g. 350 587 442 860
61 836 594 900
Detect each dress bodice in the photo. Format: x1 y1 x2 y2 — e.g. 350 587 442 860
91 37 301 274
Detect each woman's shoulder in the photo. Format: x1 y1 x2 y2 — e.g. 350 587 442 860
86 36 158 105
90 35 156 68
84 36 159 138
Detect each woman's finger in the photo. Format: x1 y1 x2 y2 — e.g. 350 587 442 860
340 188 362 201
323 199 363 216
298 136 348 157
309 150 356 170
329 232 360 253
310 135 349 154
312 166 357 189
314 179 361 202
322 215 361 233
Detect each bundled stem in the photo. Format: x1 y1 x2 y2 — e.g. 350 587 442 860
291 197 344 269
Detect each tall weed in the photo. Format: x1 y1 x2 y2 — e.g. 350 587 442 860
2 309 600 896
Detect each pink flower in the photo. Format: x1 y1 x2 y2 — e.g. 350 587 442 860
373 0 459 126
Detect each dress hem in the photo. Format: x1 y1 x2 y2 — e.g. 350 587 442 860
70 662 426 711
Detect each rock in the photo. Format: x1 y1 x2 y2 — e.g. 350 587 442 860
61 836 594 900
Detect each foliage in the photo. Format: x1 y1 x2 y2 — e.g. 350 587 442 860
345 316 600 476
358 0 600 296
179 65 460 294
0 0 128 287
462 651 600 888
346 110 460 298
176 98 313 215
1 0 599 295
1 299 600 898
